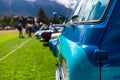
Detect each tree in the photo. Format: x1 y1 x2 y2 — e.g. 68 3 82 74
37 8 65 25
1 14 13 28
38 8 47 23
38 8 51 25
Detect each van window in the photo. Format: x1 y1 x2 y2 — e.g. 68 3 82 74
74 0 110 22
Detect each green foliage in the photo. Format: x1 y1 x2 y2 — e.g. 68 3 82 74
38 8 46 20
0 33 57 80
37 7 65 24
38 8 50 24
1 14 14 28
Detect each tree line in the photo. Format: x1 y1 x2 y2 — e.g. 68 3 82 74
0 7 66 29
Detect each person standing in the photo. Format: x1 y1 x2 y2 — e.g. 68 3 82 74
17 23 24 38
27 24 32 38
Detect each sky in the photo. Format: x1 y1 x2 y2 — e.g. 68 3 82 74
25 0 36 2
50 0 77 8
25 0 77 9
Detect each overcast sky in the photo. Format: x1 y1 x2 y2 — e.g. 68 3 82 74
25 0 36 2
25 0 77 9
50 0 77 8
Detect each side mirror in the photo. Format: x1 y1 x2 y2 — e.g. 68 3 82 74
72 15 79 20
69 15 78 26
94 49 108 61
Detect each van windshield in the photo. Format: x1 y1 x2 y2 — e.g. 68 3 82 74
73 0 110 22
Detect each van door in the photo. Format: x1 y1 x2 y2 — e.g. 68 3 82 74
100 1 120 80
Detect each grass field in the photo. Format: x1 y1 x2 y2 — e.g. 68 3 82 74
0 32 57 80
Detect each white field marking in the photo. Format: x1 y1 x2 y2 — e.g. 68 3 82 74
0 38 31 62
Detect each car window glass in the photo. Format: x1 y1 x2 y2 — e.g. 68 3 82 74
73 0 84 16
74 0 110 22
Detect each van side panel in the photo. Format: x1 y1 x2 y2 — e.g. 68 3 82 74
100 1 120 80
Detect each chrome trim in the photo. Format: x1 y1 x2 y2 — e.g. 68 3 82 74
56 69 61 80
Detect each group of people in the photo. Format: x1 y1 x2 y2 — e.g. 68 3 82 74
17 23 40 38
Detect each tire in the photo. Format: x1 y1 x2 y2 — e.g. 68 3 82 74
60 59 69 80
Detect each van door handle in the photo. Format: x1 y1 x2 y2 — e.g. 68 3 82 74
94 49 108 61
94 49 108 80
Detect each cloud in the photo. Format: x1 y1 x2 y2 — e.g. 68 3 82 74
50 0 77 9
25 0 77 9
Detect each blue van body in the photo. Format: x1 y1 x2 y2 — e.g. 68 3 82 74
56 0 120 80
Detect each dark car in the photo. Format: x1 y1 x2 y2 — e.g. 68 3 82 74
41 24 63 41
41 32 53 41
34 24 49 38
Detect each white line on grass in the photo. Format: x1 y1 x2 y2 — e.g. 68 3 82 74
0 38 31 62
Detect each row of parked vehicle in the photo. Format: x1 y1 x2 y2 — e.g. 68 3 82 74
54 0 120 80
36 0 120 80
34 23 62 56
35 23 63 41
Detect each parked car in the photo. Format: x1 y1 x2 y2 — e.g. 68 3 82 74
4 26 12 30
34 24 49 38
49 38 58 56
56 0 120 80
40 24 63 41
49 32 61 56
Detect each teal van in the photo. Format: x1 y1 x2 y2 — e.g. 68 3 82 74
56 0 120 80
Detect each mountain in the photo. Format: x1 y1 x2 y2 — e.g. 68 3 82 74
0 0 72 17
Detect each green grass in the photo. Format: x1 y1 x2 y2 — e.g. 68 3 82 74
0 33 18 43
0 33 57 80
0 37 28 58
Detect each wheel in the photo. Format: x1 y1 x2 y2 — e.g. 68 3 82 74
56 69 61 80
60 59 69 80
